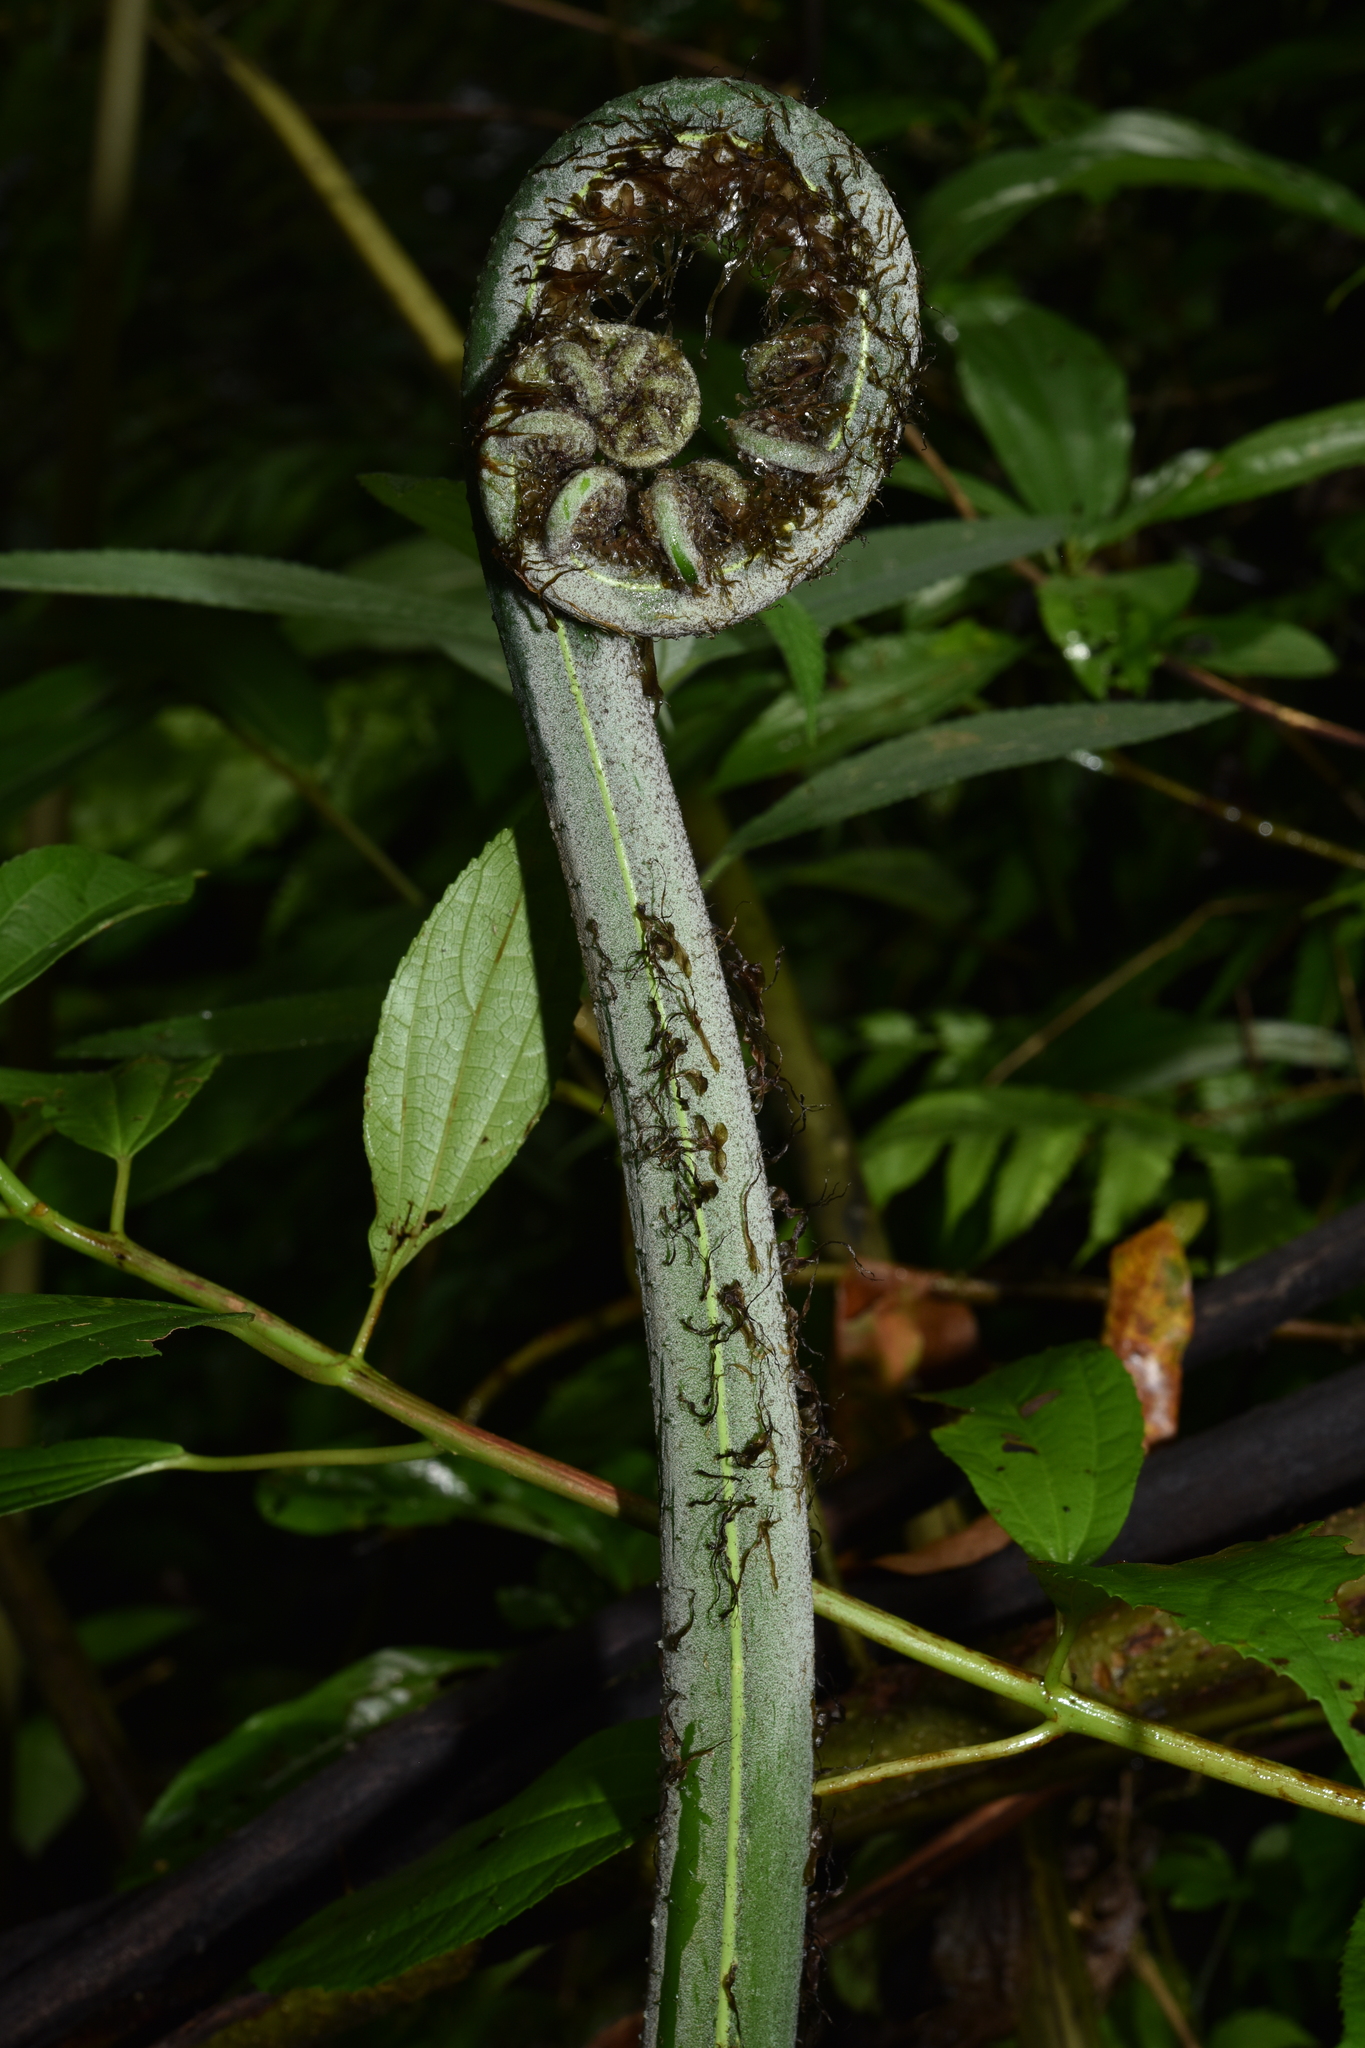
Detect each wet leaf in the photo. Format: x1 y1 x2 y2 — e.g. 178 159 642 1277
1101 1218 1193 1445
0 1297 246 1394
255 1720 659 1993
1112 399 1365 529
124 1646 490 1884
365 831 550 1293
1049 1527 1365 1775
1039 563 1198 695
0 846 194 1007
918 110 1365 278
714 700 1232 865
933 1341 1145 1564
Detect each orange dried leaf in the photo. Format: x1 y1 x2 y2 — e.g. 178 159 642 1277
875 1513 1013 1577
832 1260 979 1464
1101 1219 1192 1447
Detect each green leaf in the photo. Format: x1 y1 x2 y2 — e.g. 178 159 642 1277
932 1341 1145 1563
14 1713 86 1858
256 1452 658 1593
0 665 147 823
1086 1119 1184 1255
712 700 1232 866
914 0 997 65
817 93 955 149
945 296 1133 524
1050 1526 1365 1774
759 595 827 742
282 534 510 692
917 110 1365 278
714 621 1020 789
0 846 194 1007
255 1720 659 1993
884 457 1027 518
1207 2015 1317 2048
0 1439 186 1514
1171 614 1338 679
1207 1154 1311 1272
0 1296 245 1396
124 1045 358 1207
62 985 387 1061
77 1605 200 1666
1343 1897 1365 2048
1039 564 1199 695
365 831 550 1293
5 1056 220 1161
1102 400 1365 535
358 473 480 558
988 1119 1093 1252
766 847 974 926
125 1646 489 1885
791 517 1067 628
1149 1833 1245 1911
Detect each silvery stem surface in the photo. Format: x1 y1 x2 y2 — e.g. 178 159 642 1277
489 572 814 2048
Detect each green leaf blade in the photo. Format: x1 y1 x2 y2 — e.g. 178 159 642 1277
932 1342 1146 1564
61 985 387 1061
255 1720 659 1992
365 831 550 1291
0 1437 186 1515
0 847 194 1008
0 1297 248 1395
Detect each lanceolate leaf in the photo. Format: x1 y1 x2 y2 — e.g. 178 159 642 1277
1050 1528 1365 1773
125 1647 492 1885
790 517 1066 629
0 1298 246 1395
0 1438 186 1514
1097 400 1365 537
63 985 387 1061
917 110 1365 278
0 847 195 1007
255 1721 660 1993
1169 615 1337 679
712 700 1232 866
933 1342 1146 1564
358 473 481 559
365 831 550 1292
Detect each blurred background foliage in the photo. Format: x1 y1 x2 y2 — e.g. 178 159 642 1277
2 0 1365 2042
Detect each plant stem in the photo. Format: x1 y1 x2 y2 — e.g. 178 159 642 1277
174 1442 436 1473
812 1583 1365 1826
1088 750 1365 873
1168 657 1365 752
109 1153 132 1237
460 1293 642 1425
815 1720 1066 1798
230 727 427 909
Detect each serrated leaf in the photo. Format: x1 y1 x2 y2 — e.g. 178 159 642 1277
0 1438 186 1513
125 1646 490 1886
1113 400 1365 530
3 1056 220 1161
0 846 195 1007
714 622 1020 790
917 109 1365 278
0 1297 245 1395
127 1046 357 1207
1171 615 1338 679
255 1720 659 1993
712 700 1232 867
365 831 550 1292
1039 564 1199 696
62 985 386 1060
1048 1527 1365 1774
933 1341 1145 1564
256 1452 657 1593
947 297 1133 524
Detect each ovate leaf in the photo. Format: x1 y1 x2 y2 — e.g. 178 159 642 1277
0 846 194 1006
0 1438 185 1514
0 1297 247 1395
947 296 1133 524
933 1341 1145 1564
1039 563 1199 696
62 985 386 1061
711 700 1232 867
255 1720 659 1993
1050 1527 1365 1775
365 831 550 1292
917 110 1365 278
13 1056 221 1160
1171 615 1338 679
125 1646 490 1885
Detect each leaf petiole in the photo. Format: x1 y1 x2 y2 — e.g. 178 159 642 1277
815 1720 1066 1799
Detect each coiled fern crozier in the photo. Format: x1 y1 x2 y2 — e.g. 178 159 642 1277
464 79 919 2048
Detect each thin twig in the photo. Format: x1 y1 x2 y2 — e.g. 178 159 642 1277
1167 658 1365 752
229 724 427 908
902 421 980 522
815 1721 1067 1799
1091 751 1365 873
983 894 1283 1087
815 1789 1059 1944
488 0 778 84
1129 1939 1202 2048
305 100 573 131
460 1293 642 1424
1279 724 1365 828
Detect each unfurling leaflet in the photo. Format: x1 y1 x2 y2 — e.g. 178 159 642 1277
465 78 919 2048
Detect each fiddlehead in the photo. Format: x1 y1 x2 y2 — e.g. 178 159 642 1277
472 87 918 636
465 78 918 2048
